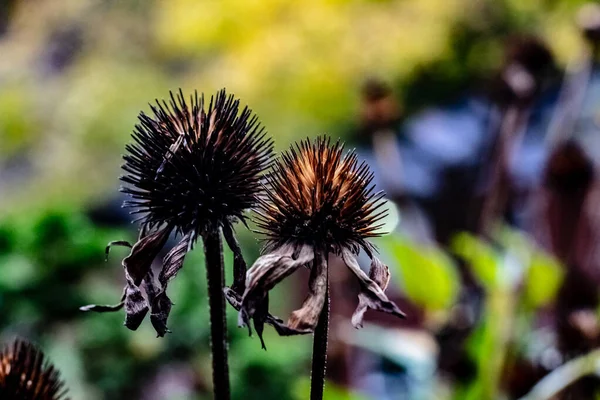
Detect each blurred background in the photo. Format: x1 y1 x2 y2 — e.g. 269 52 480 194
1 0 600 399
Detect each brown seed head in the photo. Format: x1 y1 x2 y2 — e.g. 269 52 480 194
0 340 68 400
256 136 387 254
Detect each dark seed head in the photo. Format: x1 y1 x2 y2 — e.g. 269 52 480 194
122 89 274 238
256 136 387 254
0 340 68 400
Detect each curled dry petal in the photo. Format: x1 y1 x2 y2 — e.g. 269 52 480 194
239 244 315 345
222 223 247 294
341 249 405 328
288 250 328 331
124 274 149 330
79 287 126 313
351 256 391 328
145 232 193 337
124 226 172 285
159 231 193 286
149 292 173 337
105 241 133 261
80 226 172 333
121 225 171 331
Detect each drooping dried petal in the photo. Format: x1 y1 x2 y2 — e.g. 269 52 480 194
124 274 150 331
287 250 328 331
0 340 69 400
158 231 193 286
149 291 173 337
222 223 247 294
79 287 126 312
240 244 315 343
105 241 133 261
341 249 405 328
351 256 393 327
81 227 171 331
124 226 172 285
145 232 193 337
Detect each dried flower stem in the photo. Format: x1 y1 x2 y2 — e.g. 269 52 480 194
310 254 330 400
203 229 230 400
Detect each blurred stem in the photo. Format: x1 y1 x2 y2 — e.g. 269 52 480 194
310 255 330 400
479 104 530 236
203 229 230 400
546 45 594 147
519 348 600 400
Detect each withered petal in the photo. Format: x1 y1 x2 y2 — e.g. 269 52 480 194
224 287 307 349
287 250 328 331
244 244 314 293
253 293 270 350
105 241 133 261
222 223 247 294
367 256 391 290
80 287 126 312
124 278 149 330
150 291 173 337
124 225 172 286
239 244 314 342
79 303 124 312
158 232 193 285
341 249 405 328
142 267 171 337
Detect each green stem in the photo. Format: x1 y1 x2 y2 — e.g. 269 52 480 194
203 229 230 400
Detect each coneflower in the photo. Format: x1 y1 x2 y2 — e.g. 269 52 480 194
238 136 405 400
81 89 273 399
0 339 68 400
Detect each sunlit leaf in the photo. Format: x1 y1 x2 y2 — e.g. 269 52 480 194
378 234 459 311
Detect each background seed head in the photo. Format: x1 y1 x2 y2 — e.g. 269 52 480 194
0 340 68 400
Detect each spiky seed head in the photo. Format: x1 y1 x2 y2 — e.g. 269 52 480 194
256 136 387 254
0 340 68 400
121 89 273 237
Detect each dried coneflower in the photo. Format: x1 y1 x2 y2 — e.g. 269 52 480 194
0 339 68 400
238 136 405 399
81 89 274 399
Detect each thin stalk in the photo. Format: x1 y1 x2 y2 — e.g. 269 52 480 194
203 229 230 400
518 348 600 400
310 275 330 400
478 104 531 236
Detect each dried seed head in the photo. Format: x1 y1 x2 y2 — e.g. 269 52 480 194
239 137 405 345
81 90 274 337
256 136 387 254
0 340 68 400
122 89 274 237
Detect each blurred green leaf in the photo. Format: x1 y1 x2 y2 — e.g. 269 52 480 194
523 252 563 309
378 234 459 311
451 232 499 289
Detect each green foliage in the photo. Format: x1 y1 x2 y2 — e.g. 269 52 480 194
0 86 36 158
377 234 459 312
523 251 563 310
451 232 500 290
293 378 367 400
450 229 565 400
0 208 312 399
